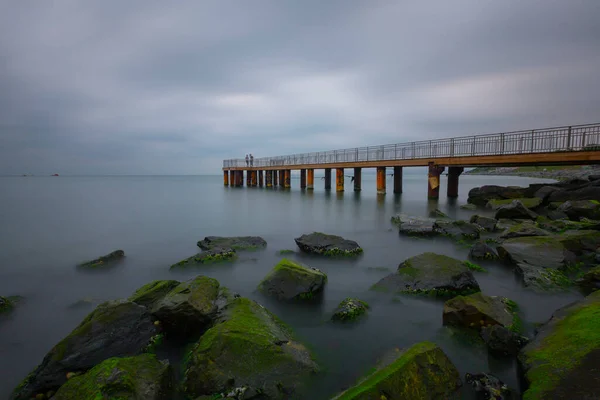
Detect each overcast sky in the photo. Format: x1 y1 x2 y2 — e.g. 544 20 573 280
1 1 599 175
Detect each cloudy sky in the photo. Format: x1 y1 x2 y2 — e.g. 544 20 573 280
1 1 599 175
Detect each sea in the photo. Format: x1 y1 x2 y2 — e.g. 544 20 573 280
0 173 583 399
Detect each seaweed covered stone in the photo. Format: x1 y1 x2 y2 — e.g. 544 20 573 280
494 200 538 220
197 236 267 251
170 247 236 269
76 249 125 269
52 354 172 400
151 276 220 335
576 265 600 294
294 232 363 256
331 298 369 322
434 220 481 240
480 325 529 356
257 258 327 301
486 197 542 211
468 241 499 260
331 341 462 399
470 215 498 232
442 293 518 331
371 252 480 298
182 297 318 399
518 291 600 399
11 300 158 400
0 295 14 313
499 221 550 239
128 280 180 309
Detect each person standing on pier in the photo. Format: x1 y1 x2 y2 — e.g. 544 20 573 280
245 154 249 166
250 154 254 166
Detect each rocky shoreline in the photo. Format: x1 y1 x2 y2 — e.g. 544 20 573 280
465 164 600 181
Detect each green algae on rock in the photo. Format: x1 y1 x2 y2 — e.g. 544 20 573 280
129 280 180 309
463 261 487 272
442 293 517 331
331 341 462 399
0 296 14 313
486 197 542 210
170 248 237 269
331 298 369 322
576 265 600 294
294 232 363 256
257 258 327 301
519 291 600 399
76 249 125 269
197 236 267 251
182 297 318 399
52 354 172 400
370 252 481 298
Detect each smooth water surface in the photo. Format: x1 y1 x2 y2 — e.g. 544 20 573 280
0 173 582 398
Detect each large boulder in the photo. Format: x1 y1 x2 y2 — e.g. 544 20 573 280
11 300 159 400
170 248 237 269
257 258 327 301
468 185 531 206
468 241 499 260
331 298 369 322
128 280 180 309
393 215 437 236
182 297 318 399
434 220 481 240
534 185 561 202
519 291 600 399
151 276 221 336
487 197 542 210
197 236 267 251
464 372 515 399
76 249 125 269
480 325 529 356
576 265 600 294
470 215 498 232
52 354 172 400
494 200 538 220
331 341 462 399
548 183 600 203
557 200 600 221
371 252 480 298
442 292 517 331
499 221 551 239
294 232 363 256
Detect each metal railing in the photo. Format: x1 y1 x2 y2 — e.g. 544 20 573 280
223 123 600 168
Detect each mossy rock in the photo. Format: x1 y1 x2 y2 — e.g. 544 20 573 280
0 295 15 313
294 232 363 256
331 341 462 399
519 291 600 399
182 297 318 399
486 197 542 210
370 252 481 298
442 293 518 332
277 249 295 255
469 215 498 232
499 221 551 239
331 298 369 322
434 220 482 240
257 258 327 301
76 249 125 269
197 236 267 251
576 265 600 294
536 216 600 233
52 354 172 400
557 200 600 220
11 300 159 400
170 248 237 269
468 241 499 261
460 204 477 211
128 280 180 309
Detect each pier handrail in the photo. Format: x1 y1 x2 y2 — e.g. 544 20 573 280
223 122 600 168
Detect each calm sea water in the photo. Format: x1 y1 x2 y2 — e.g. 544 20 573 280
0 173 583 399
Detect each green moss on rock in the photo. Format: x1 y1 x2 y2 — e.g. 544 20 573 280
170 249 237 269
463 261 487 272
128 280 180 308
257 258 327 301
487 197 542 210
331 298 369 322
0 296 14 313
443 293 516 331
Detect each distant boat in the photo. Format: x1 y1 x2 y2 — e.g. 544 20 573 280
52 174 59 176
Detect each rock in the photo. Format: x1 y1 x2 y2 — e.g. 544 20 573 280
151 276 221 336
557 200 600 220
257 258 327 301
519 291 600 399
331 298 369 322
0 296 14 313
536 216 599 233
469 241 499 260
429 208 448 218
494 200 538 220
464 372 514 399
589 175 600 181
170 248 237 269
434 220 481 240
11 300 159 400
487 197 542 210
460 204 477 210
442 293 518 331
52 354 172 400
371 252 481 298
331 341 462 399
66 297 104 310
548 184 600 202
128 280 180 309
294 232 363 256
576 265 600 294
468 185 531 206
547 210 570 220
76 249 125 269
394 215 438 236
534 186 561 202
182 297 318 399
499 221 551 239
197 236 267 251
480 325 529 356
470 215 498 232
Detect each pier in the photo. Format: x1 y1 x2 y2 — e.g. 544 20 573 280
222 122 600 199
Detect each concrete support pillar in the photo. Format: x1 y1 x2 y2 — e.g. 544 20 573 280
246 170 252 187
336 168 344 192
224 171 229 186
250 170 257 187
273 170 278 186
300 169 306 189
353 167 362 191
266 170 273 187
427 162 445 199
447 166 464 198
376 167 386 194
324 168 332 190
393 166 403 194
284 170 291 188
258 170 264 187
279 170 285 187
235 170 243 187
307 169 314 190
229 171 235 187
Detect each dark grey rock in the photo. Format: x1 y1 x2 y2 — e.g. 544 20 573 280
465 372 515 399
548 184 600 202
257 259 327 301
429 208 448 218
534 186 561 202
494 200 538 220
480 325 529 356
170 247 237 269
467 185 530 206
470 215 498 232
499 222 551 239
294 232 363 255
76 249 125 269
331 298 369 322
197 236 267 251
434 220 481 240
393 215 438 236
469 241 499 260
557 200 600 221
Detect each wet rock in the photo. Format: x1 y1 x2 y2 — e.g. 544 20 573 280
11 300 159 400
534 185 561 202
257 258 327 301
480 325 529 356
465 372 514 399
494 200 538 220
460 204 477 211
469 241 499 260
499 221 550 239
294 232 363 256
151 276 221 335
371 252 481 298
197 236 267 251
434 220 481 240
170 247 237 269
576 265 600 294
0 296 15 313
52 354 172 400
470 215 498 232
76 249 125 269
548 183 600 202
66 297 104 310
429 208 448 218
468 185 530 206
519 291 600 399
394 215 438 236
442 293 518 331
557 200 600 221
331 341 462 399
487 197 542 211
331 298 369 322
182 297 318 399
589 174 600 181
547 210 570 220
128 280 180 309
